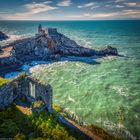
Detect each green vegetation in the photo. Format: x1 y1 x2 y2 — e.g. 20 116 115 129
32 100 44 109
87 124 123 140
0 77 10 86
16 72 26 80
53 104 123 140
0 72 26 87
0 104 81 140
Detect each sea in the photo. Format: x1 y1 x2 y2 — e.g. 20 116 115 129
0 20 140 139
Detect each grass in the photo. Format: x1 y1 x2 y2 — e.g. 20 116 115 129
0 77 10 86
0 103 84 140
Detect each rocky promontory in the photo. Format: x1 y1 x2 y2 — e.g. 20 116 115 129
0 25 118 68
0 31 9 41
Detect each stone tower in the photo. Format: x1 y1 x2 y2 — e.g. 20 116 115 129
38 24 42 33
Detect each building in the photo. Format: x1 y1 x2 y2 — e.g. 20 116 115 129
37 24 57 36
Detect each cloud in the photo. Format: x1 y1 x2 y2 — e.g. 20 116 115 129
57 0 72 7
69 12 119 19
23 2 57 15
68 9 140 19
116 5 125 8
114 0 127 2
122 10 140 16
78 2 97 9
124 2 140 7
0 1 57 20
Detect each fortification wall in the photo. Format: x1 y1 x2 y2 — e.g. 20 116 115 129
0 74 52 112
0 75 24 108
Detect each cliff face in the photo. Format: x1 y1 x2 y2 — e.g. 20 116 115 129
0 26 118 67
0 31 9 41
11 26 118 62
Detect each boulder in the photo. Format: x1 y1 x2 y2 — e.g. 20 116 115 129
101 45 118 55
0 31 9 41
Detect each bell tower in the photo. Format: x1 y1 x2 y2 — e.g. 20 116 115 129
38 24 42 33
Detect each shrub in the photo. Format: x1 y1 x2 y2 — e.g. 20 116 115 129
21 95 27 102
0 77 10 86
0 120 19 137
32 100 44 109
88 124 122 140
14 133 26 140
0 104 78 139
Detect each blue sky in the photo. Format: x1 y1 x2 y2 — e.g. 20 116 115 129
0 0 140 20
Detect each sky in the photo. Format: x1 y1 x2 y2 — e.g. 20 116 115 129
0 0 140 20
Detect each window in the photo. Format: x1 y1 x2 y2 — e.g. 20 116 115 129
29 82 36 98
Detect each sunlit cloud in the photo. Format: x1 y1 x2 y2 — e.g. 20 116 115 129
69 9 140 19
0 0 140 20
69 12 119 19
124 2 140 7
0 1 57 20
23 2 57 15
57 0 72 7
114 0 128 2
116 5 125 8
77 2 99 10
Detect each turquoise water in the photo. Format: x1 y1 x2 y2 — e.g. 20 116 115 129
0 20 140 139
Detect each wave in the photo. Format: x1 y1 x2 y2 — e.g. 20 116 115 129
0 34 32 46
101 120 137 140
111 85 129 97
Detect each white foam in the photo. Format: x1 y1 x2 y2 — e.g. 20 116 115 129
0 34 32 46
102 120 137 140
68 95 76 103
111 85 128 97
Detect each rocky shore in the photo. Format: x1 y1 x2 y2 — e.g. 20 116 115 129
0 31 9 41
0 25 118 74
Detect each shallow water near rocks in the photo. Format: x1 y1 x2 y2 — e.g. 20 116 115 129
0 20 140 139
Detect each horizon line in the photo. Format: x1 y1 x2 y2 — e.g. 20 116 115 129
0 19 140 21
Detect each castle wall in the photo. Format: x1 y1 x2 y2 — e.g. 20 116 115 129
0 75 23 108
0 74 52 112
21 76 53 112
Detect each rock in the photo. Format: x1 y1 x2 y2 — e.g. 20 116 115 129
0 25 118 66
0 46 3 53
0 31 9 41
54 54 61 61
100 45 118 55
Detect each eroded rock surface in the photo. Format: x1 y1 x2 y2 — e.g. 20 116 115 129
0 31 9 41
12 25 118 61
0 25 118 67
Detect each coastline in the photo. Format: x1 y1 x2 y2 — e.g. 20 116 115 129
0 21 140 139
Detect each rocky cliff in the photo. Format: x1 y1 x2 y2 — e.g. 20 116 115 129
0 31 9 41
11 26 118 62
0 25 118 67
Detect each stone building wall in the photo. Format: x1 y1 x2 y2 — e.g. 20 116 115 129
0 75 23 108
21 76 52 112
0 74 52 112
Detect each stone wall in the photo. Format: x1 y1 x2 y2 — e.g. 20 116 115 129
0 74 52 112
21 76 52 112
0 76 23 108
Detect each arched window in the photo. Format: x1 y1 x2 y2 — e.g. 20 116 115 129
29 82 36 98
